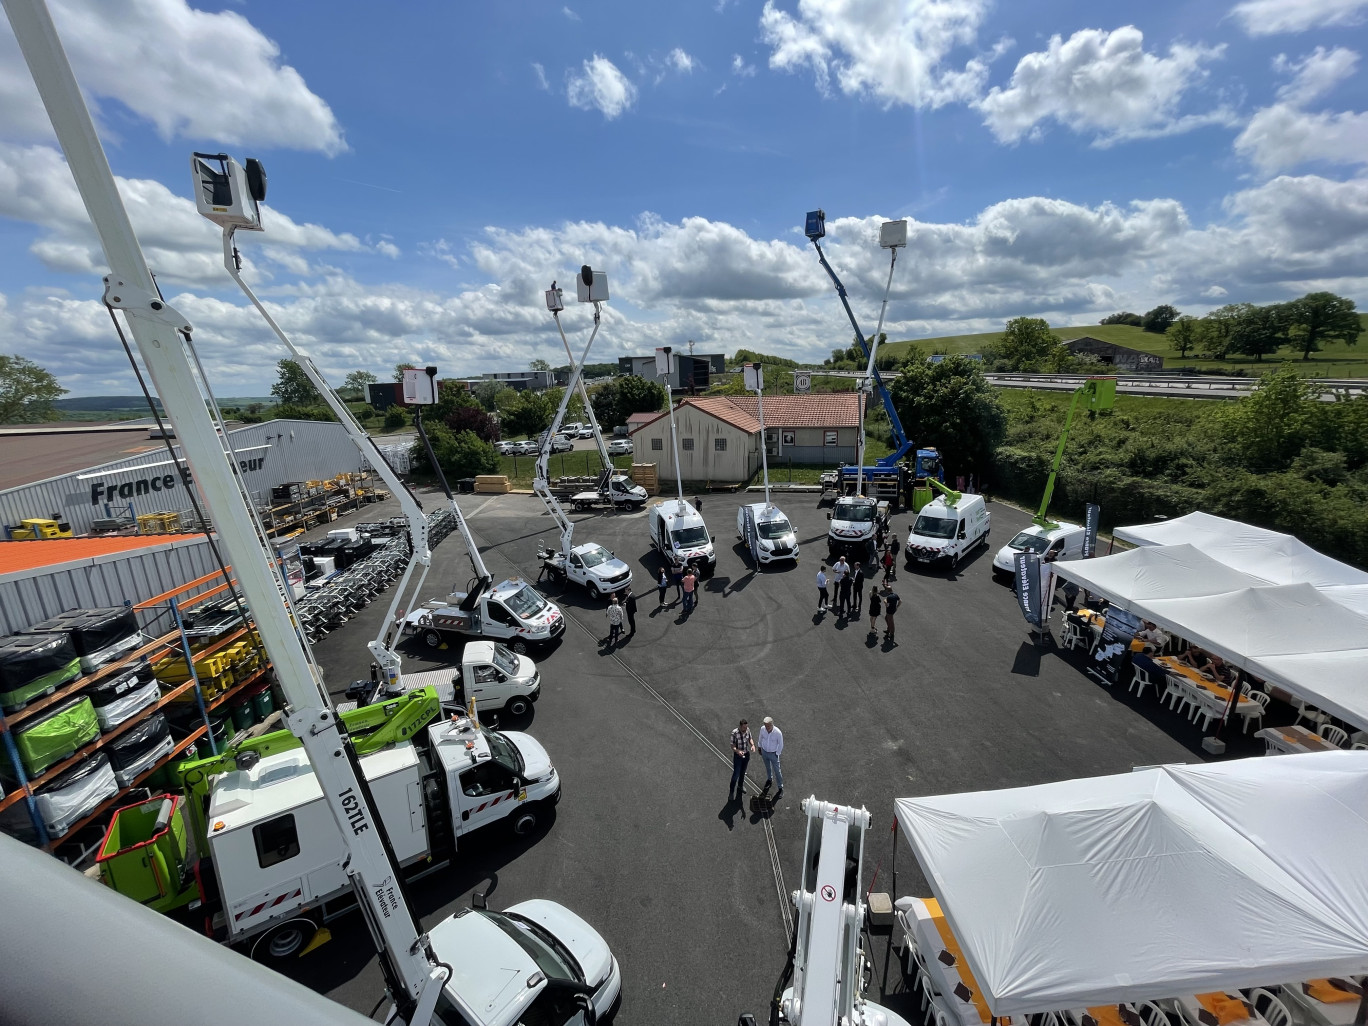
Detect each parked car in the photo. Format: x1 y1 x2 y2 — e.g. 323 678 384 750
576 425 595 439
608 438 633 455
544 432 574 454
513 440 539 455
496 440 518 455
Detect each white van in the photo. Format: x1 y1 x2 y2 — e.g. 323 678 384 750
647 498 717 576
991 521 1087 580
737 502 800 565
906 493 990 571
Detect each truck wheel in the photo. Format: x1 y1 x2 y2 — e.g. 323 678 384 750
423 629 442 648
511 639 529 655
586 582 601 599
505 696 531 718
252 917 317 963
510 804 540 837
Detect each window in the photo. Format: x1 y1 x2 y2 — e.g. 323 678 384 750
824 430 839 446
473 665 499 684
462 760 515 798
682 438 695 451
486 603 513 625
253 814 300 868
782 430 796 446
714 437 727 451
651 438 663 450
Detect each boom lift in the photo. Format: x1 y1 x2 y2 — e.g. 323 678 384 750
535 271 635 597
751 797 911 1026
7 4 469 1020
1034 376 1116 530
804 211 913 507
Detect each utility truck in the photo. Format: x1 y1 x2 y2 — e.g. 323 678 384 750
550 469 648 512
736 361 799 568
403 578 565 653
648 498 717 576
826 494 881 564
905 481 990 571
536 539 633 598
347 641 542 720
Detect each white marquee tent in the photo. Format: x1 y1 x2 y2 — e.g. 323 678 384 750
895 752 1368 1017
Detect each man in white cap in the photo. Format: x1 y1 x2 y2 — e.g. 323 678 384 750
757 716 784 800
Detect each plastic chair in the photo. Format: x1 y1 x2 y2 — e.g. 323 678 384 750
1296 699 1330 729
1240 689 1270 734
1162 674 1186 710
1319 723 1350 748
1352 741 1368 751
1137 1001 1172 1026
1129 655 1159 699
1062 616 1088 653
1249 989 1292 1026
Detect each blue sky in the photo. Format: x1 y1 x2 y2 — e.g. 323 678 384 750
1 0 1366 395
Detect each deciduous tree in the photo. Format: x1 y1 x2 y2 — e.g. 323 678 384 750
1283 292 1361 360
340 370 376 402
1167 316 1200 359
270 359 321 406
986 317 1062 372
1141 304 1181 334
889 356 1006 474
0 354 66 423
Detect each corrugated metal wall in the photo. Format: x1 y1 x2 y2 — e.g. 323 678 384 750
0 420 370 537
0 536 222 636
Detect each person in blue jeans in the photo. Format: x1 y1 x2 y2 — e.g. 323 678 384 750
757 716 784 800
729 719 754 799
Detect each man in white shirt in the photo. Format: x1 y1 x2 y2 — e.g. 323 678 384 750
757 716 784 799
831 556 850 615
816 566 829 612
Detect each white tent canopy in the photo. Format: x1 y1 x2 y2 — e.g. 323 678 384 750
1047 544 1268 609
1114 512 1368 590
895 753 1368 1017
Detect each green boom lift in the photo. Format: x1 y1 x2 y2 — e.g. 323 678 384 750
1034 377 1116 530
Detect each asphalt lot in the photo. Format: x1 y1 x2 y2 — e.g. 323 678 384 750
295 486 1262 1025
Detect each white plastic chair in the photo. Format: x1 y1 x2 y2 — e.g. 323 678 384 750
1240 689 1270 734
1319 723 1350 748
927 993 956 1026
1296 699 1330 729
1129 660 1157 699
1352 741 1368 751
1062 618 1088 653
1249 989 1292 1026
905 938 938 1012
1137 1001 1172 1026
1162 674 1187 710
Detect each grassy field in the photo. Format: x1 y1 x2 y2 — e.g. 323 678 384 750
878 319 1368 378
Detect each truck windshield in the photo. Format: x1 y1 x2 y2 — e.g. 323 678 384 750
580 545 612 568
672 526 709 547
484 728 524 776
480 909 581 984
912 515 956 539
1008 531 1051 554
758 518 792 539
491 645 520 676
504 585 547 619
835 502 876 522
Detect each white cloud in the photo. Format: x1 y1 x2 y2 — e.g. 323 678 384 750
1229 0 1368 36
759 0 996 107
562 6 580 20
667 48 696 74
977 27 1231 146
567 55 638 119
1202 285 1229 298
732 54 756 77
532 62 550 91
0 0 345 154
1235 48 1368 172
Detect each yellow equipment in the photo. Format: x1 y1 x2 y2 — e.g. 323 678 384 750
10 517 73 540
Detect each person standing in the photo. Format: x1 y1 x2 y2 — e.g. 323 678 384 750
671 558 685 604
729 718 754 799
605 595 624 646
867 588 882 634
694 495 703 514
881 546 895 586
757 716 784 799
657 568 669 610
682 566 698 613
883 586 901 642
831 556 850 614
888 532 900 579
816 565 829 612
837 566 853 617
851 562 866 617
623 589 637 635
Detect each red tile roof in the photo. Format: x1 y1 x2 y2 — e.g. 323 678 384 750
628 397 761 435
722 393 861 428
625 411 658 425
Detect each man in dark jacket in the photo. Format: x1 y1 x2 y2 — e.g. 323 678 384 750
624 589 638 635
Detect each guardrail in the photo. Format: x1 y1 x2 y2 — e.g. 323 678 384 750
984 372 1366 400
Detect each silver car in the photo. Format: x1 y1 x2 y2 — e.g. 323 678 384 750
608 438 633 455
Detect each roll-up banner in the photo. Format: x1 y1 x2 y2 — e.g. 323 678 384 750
1083 502 1101 558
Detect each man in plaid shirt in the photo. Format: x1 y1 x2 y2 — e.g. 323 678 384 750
729 719 754 799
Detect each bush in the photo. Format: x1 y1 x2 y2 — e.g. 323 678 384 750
410 424 499 480
273 403 336 422
383 406 408 431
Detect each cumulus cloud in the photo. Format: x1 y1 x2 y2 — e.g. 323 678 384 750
0 0 345 154
759 0 997 107
1229 0 1368 36
977 27 1232 146
1235 48 1368 172
667 48 696 74
567 55 638 119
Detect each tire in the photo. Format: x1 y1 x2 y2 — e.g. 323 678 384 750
510 803 540 837
511 639 529 655
423 629 443 648
950 550 961 572
586 582 601 599
505 695 531 718
251 917 317 963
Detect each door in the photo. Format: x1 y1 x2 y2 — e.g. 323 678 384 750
483 601 515 638
468 664 504 709
454 759 522 835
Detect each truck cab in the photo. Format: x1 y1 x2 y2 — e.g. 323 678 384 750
647 499 716 576
403 579 564 654
991 521 1086 580
568 473 647 511
428 899 622 1026
385 641 541 719
906 493 990 571
539 541 632 598
827 495 879 562
737 502 800 564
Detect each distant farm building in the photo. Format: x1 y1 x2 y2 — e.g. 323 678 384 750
1063 337 1164 371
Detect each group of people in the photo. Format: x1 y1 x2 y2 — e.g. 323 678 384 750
601 589 638 647
655 559 701 613
1175 643 1237 685
729 716 784 802
815 553 902 642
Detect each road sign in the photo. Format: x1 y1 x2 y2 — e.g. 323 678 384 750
794 371 811 393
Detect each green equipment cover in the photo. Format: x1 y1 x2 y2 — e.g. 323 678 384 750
0 634 81 711
14 696 100 777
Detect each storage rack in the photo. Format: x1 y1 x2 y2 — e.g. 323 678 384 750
0 569 273 860
256 471 389 538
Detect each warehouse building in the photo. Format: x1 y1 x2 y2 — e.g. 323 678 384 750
618 352 725 391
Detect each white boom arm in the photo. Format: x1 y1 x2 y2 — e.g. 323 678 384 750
786 798 871 1026
856 243 900 498
208 219 427 689
549 316 615 483
3 2 446 1018
536 276 604 561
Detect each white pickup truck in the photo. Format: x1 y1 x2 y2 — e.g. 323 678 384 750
537 540 633 598
403 578 564 654
352 642 542 720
